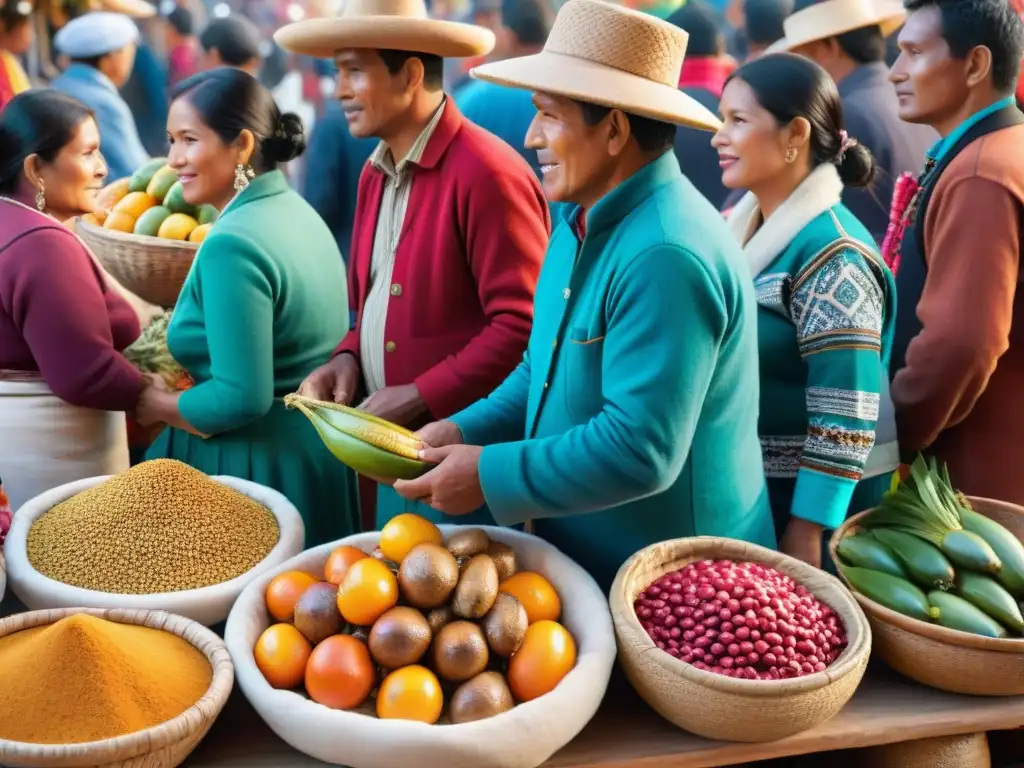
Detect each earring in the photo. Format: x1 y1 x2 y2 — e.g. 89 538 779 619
35 184 45 212
784 148 798 164
233 164 254 191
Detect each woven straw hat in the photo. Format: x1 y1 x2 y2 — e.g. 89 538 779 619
769 0 906 52
469 0 721 132
274 0 495 59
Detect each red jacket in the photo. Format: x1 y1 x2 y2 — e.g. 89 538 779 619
334 100 550 420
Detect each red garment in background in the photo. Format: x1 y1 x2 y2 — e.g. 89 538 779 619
0 61 15 113
1014 0 1024 104
678 56 737 98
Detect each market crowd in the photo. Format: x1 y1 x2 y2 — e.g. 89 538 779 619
1 0 1023 593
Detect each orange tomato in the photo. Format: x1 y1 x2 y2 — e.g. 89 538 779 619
508 620 577 702
376 665 444 723
500 571 562 624
265 570 321 622
305 634 376 710
336 558 399 626
254 623 312 690
324 545 369 586
378 513 442 563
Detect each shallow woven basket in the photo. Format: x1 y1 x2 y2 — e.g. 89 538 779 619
0 607 234 767
610 537 871 743
77 218 197 308
829 496 1024 696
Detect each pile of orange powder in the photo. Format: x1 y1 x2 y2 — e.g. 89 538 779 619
0 614 212 744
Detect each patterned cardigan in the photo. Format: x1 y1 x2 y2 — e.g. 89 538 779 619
729 164 899 530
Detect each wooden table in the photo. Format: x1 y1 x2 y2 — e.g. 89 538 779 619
186 663 1024 768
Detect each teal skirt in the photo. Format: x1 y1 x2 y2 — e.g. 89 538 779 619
146 401 360 548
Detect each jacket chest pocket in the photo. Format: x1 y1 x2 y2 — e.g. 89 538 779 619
563 326 605 422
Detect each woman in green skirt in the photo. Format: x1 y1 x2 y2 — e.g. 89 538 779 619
136 68 359 547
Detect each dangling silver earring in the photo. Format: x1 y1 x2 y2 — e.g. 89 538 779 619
35 184 45 212
233 164 255 191
784 148 798 164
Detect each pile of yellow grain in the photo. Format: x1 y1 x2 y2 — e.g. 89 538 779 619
27 459 280 594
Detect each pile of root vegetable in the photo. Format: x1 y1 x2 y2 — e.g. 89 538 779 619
634 559 848 680
837 456 1024 639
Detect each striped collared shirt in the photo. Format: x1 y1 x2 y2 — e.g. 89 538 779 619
358 99 447 395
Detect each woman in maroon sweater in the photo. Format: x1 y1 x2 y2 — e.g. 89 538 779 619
0 90 148 512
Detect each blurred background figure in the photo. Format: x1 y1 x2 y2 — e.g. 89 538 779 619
0 0 32 111
735 0 792 60
667 0 734 208
456 0 552 177
51 11 151 179
444 0 498 91
199 12 261 75
775 0 935 243
163 4 198 87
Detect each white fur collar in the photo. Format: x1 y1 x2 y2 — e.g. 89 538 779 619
726 163 845 278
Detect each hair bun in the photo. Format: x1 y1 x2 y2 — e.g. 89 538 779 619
836 140 876 189
264 112 306 164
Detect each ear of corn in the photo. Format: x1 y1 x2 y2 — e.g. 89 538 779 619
284 393 430 479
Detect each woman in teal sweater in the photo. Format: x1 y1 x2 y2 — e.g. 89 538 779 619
713 54 898 567
136 68 359 547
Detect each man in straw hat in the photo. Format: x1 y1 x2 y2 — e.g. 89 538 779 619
285 0 549 528
393 0 776 591
773 0 934 242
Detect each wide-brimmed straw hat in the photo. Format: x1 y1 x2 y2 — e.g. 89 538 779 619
469 0 722 132
769 0 906 53
274 0 495 59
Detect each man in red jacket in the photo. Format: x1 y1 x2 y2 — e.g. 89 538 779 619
279 0 549 527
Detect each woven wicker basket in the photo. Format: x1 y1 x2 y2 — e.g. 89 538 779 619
77 218 197 308
829 496 1024 696
0 607 234 767
610 537 871 743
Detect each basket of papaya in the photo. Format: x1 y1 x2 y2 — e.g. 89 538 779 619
76 160 219 308
610 537 871 743
829 455 1024 696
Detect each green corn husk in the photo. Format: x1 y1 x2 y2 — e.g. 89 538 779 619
866 455 1002 574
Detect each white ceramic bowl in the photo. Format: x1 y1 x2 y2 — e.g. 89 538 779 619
225 526 617 768
4 475 304 626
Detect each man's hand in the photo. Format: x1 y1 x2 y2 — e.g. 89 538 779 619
416 420 464 449
780 517 824 569
299 353 360 404
357 383 428 427
393 444 485 515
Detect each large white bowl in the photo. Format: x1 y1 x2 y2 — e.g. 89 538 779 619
3 475 304 626
225 526 617 768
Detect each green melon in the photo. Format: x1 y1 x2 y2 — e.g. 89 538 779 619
163 181 197 217
146 166 178 200
128 158 168 193
197 204 219 225
133 206 172 237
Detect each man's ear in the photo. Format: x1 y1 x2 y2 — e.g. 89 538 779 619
607 108 632 157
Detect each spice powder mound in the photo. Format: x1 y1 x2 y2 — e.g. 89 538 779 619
26 459 280 594
0 614 212 744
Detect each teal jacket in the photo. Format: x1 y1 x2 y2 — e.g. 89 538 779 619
171 170 350 435
451 152 775 590
754 203 897 530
